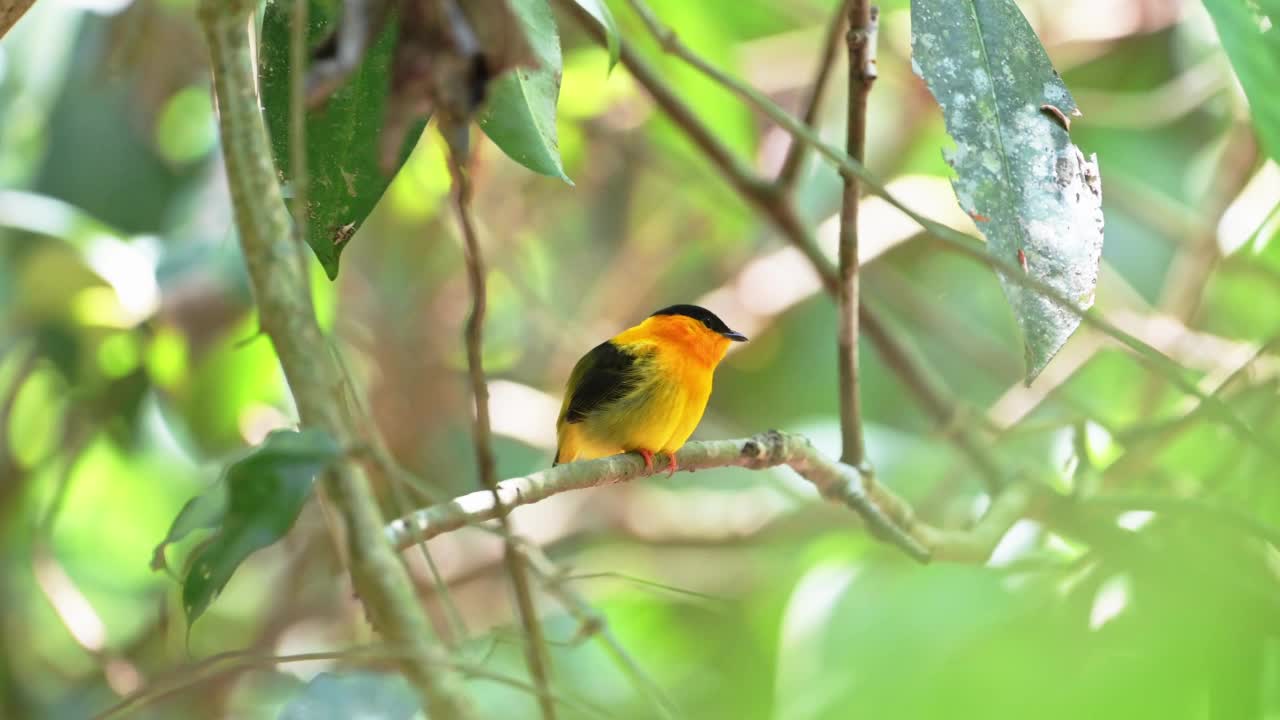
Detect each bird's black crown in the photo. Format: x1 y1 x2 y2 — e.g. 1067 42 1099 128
650 304 747 341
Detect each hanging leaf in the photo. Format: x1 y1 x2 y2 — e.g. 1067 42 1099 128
259 0 427 280
1203 0 1280 164
278 672 418 720
911 0 1104 383
477 0 572 183
150 483 227 574
168 429 341 626
574 0 622 72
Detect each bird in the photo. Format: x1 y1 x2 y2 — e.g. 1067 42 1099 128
554 304 748 476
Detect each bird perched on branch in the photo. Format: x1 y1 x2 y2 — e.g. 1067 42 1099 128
555 304 747 475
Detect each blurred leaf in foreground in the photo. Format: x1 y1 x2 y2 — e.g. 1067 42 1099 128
157 428 340 626
911 0 1104 383
1203 0 1280 164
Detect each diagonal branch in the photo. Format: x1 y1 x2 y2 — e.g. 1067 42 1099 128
197 1 474 716
775 0 853 190
0 0 35 40
449 156 556 720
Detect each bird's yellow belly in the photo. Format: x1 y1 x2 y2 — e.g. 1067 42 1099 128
565 356 712 461
590 381 684 454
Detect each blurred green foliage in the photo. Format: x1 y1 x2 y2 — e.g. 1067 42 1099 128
1 0 1280 718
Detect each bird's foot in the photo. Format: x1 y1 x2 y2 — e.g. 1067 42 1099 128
663 452 678 478
637 448 656 474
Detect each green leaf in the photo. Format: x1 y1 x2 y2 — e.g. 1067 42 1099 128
477 0 572 183
1203 0 1280 164
150 482 227 574
574 0 621 72
911 0 1104 383
177 429 341 626
278 672 417 720
258 0 427 279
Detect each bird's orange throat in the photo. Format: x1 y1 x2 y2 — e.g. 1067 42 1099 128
616 314 732 368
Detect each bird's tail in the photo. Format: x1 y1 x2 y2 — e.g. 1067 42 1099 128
554 427 577 466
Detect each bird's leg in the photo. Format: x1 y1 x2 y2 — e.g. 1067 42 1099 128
636 448 655 474
663 452 678 478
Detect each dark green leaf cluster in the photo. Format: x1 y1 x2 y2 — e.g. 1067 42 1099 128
154 429 340 626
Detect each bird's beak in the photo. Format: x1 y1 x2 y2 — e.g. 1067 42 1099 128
723 330 748 342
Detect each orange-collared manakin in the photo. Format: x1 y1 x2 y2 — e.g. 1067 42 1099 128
554 304 747 475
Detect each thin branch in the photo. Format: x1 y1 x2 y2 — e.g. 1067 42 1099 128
774 0 852 190
390 431 935 562
837 1 877 467
95 646 607 720
859 308 1006 490
519 543 680 720
1103 334 1280 485
0 0 36 40
449 156 556 720
554 0 777 220
621 0 1275 462
1079 494 1280 550
196 1 473 716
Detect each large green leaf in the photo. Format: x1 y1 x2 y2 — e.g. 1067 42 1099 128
911 0 1104 383
258 0 426 279
1203 0 1280 164
162 429 341 626
477 0 572 183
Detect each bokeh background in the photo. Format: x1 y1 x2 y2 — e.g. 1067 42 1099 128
2 0 1280 717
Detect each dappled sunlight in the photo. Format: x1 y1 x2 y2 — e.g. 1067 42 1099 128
1088 574 1132 631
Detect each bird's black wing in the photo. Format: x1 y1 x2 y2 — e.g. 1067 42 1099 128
562 341 642 424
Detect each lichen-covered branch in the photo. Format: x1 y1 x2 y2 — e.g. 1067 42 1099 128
196 1 474 716
389 432 948 562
